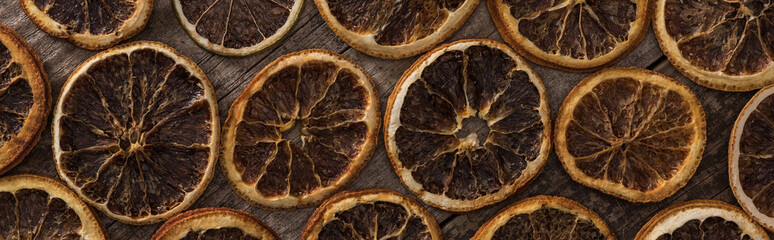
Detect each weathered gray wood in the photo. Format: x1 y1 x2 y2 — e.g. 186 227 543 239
1 0 750 239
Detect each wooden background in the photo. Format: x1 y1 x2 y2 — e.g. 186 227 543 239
1 0 770 239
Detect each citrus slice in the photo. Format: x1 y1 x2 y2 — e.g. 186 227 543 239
487 0 650 72
473 195 615 240
172 0 303 56
52 41 220 225
653 0 774 91
152 208 279 240
301 188 442 240
0 174 106 240
0 24 50 175
313 0 479 59
221 49 380 210
635 200 769 240
555 67 706 202
729 83 774 232
19 0 153 50
384 39 551 212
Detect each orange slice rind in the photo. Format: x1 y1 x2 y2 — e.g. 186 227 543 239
152 207 279 240
555 67 706 202
635 200 769 240
0 24 50 175
473 195 615 240
19 0 154 50
385 39 552 212
52 41 220 225
221 49 381 210
314 0 480 59
301 188 443 240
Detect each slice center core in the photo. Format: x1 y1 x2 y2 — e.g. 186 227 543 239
283 121 305 147
455 117 490 146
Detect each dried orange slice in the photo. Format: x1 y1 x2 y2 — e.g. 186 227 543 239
152 208 278 240
555 67 706 202
0 174 106 240
221 49 380 210
473 195 615 240
487 0 650 72
729 83 774 232
385 39 551 212
19 0 153 50
635 200 769 240
653 0 774 91
301 188 442 240
173 0 303 56
0 24 50 175
313 0 479 59
52 41 220 225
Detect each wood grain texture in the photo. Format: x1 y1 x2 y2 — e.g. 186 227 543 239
0 0 768 239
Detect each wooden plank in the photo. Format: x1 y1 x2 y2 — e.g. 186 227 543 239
2 0 750 239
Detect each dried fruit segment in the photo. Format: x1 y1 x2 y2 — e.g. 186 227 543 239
315 0 479 59
385 39 551 212
221 49 380 210
53 41 220 224
635 200 768 240
302 189 442 240
0 175 106 240
0 24 50 175
473 196 614 240
489 0 649 71
173 0 303 56
730 83 774 232
152 208 279 240
19 0 153 50
654 0 774 91
555 67 705 202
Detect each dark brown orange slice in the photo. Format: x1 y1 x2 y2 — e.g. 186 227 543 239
301 188 442 240
653 0 774 91
313 0 479 59
488 0 650 72
555 67 706 202
384 39 552 212
473 195 615 240
0 174 106 240
730 83 774 231
152 208 279 240
52 41 220 224
0 24 50 175
221 49 380 210
173 0 303 56
19 0 154 50
635 200 768 240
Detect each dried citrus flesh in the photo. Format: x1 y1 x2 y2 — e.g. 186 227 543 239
729 83 774 232
301 188 442 240
52 41 220 225
635 200 769 240
0 24 50 175
385 39 551 212
653 0 774 91
487 0 650 72
0 174 106 240
555 67 706 202
19 0 153 50
173 0 303 56
152 208 278 240
221 49 380 210
473 196 615 240
314 0 479 59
